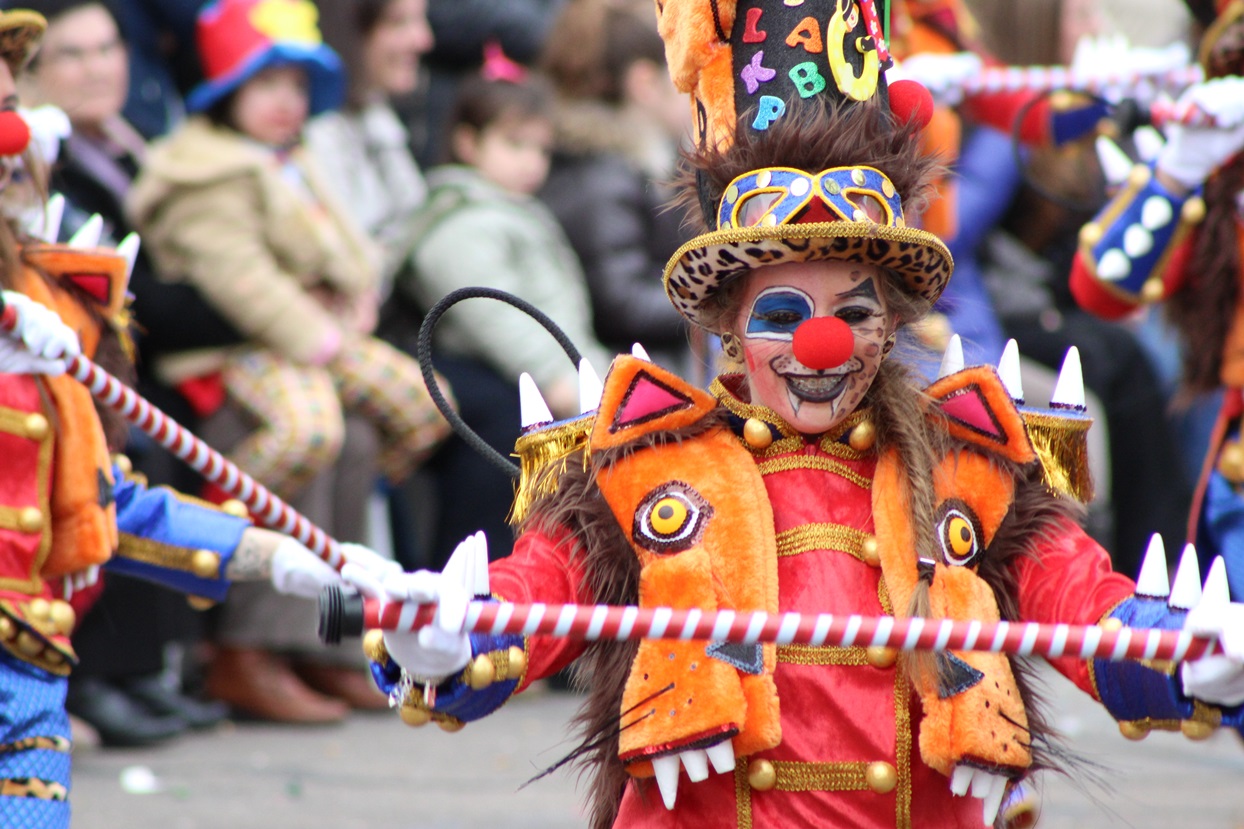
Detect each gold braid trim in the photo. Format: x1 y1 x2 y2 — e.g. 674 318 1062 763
770 760 869 791
879 578 912 828
777 644 868 665
756 455 872 489
115 532 200 573
1022 411 1094 503
509 417 592 525
0 736 70 755
734 763 753 829
0 778 68 801
775 523 868 560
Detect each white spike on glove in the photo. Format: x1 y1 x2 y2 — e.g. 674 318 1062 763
269 537 342 599
1180 559 1244 706
0 290 80 375
1156 77 1244 190
342 531 488 684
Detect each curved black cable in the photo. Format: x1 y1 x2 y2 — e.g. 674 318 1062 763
416 287 584 479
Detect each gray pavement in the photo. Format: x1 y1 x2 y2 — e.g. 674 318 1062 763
69 666 1244 828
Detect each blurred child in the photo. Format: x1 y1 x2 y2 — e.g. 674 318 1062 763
400 56 611 565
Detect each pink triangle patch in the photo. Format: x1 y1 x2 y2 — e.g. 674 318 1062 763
611 371 694 432
938 385 1005 443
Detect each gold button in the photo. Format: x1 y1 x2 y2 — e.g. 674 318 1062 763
15 630 43 657
1118 720 1150 741
1078 222 1102 247
506 645 527 680
1180 719 1215 741
221 499 250 518
23 413 49 441
49 601 75 635
848 419 876 452
1219 442 1244 482
747 758 777 791
362 629 388 663
111 453 133 475
186 596 215 611
26 598 51 623
44 649 64 666
866 646 898 669
17 507 44 534
865 761 897 793
1127 164 1151 187
851 168 867 186
743 418 773 450
1181 196 1206 224
467 654 496 690
0 616 14 640
399 705 431 727
1140 277 1165 304
436 717 466 733
191 550 221 579
860 535 880 567
1100 617 1124 633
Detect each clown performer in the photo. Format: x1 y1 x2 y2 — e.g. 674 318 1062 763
1070 0 1244 604
0 9 396 827
345 1 1244 828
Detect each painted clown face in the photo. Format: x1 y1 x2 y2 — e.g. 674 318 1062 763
733 259 894 434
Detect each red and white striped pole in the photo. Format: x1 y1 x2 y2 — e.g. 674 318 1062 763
1 300 345 569
355 598 1222 663
951 64 1202 100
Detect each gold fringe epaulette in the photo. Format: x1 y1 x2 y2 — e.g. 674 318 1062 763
508 414 594 525
1021 407 1094 503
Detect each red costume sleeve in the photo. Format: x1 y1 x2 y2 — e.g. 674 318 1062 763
1013 519 1135 697
490 526 594 690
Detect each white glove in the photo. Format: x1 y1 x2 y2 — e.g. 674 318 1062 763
269 536 342 599
1180 557 1244 706
948 765 1010 827
888 52 982 103
1156 77 1244 189
339 541 402 581
341 531 488 683
0 290 80 375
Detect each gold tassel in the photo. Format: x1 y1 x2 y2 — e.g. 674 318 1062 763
508 415 594 525
1023 410 1094 503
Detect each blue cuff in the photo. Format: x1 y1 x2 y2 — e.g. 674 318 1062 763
1087 166 1195 298
429 631 525 723
1093 596 1193 723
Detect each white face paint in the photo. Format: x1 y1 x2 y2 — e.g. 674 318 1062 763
733 260 893 434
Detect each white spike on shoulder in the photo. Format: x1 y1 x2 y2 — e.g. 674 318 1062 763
652 755 680 810
36 193 65 242
1094 135 1134 187
1201 557 1231 608
1133 126 1166 164
997 339 1024 402
1051 347 1086 409
1134 534 1171 598
937 334 964 379
67 213 103 248
518 373 554 429
579 358 603 414
116 233 141 279
631 342 652 361
1169 543 1203 610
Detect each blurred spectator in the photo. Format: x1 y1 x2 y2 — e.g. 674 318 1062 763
536 0 691 369
112 0 205 140
398 65 611 566
307 0 433 289
127 0 449 723
411 0 565 166
17 0 235 747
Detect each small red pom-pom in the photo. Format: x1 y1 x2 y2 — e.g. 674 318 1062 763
0 110 31 157
888 79 934 130
792 317 854 370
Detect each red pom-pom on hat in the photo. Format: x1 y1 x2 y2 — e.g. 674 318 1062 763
0 110 31 157
793 317 854 370
889 79 934 130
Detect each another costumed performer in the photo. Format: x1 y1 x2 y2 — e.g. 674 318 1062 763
346 1 1244 827
0 10 398 827
1069 0 1244 603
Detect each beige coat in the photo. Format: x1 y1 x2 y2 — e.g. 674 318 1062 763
127 116 381 381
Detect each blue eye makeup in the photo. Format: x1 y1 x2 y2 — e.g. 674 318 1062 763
745 287 814 339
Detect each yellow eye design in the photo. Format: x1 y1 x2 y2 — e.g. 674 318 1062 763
935 502 982 567
633 483 713 554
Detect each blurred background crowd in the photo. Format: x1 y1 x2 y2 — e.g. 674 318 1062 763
4 0 1210 753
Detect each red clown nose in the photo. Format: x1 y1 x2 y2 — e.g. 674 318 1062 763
0 111 30 157
792 317 854 370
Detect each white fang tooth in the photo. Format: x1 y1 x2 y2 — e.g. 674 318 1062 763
937 334 964 379
1134 534 1170 598
518 372 553 429
680 750 709 783
997 339 1024 403
652 755 680 810
1051 347 1086 409
579 358 603 414
1169 543 1203 610
705 741 735 774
